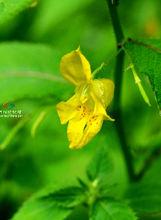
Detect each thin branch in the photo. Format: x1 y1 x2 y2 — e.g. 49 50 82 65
106 0 136 181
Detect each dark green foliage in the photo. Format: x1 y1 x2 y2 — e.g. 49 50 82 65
0 0 161 220
12 147 137 220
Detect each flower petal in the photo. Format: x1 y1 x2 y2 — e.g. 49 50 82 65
60 48 92 85
90 79 114 120
77 114 104 148
56 94 79 124
92 79 114 108
67 114 88 149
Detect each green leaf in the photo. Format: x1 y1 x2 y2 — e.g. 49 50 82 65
12 199 71 220
12 185 85 220
87 146 113 184
85 146 120 202
90 199 137 220
124 39 161 108
125 182 161 215
0 42 72 104
42 186 86 208
0 0 33 25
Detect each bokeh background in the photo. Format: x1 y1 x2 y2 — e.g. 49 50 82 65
0 0 161 219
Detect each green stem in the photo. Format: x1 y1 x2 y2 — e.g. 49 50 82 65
106 0 135 181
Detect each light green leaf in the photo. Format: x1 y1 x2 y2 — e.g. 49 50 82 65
0 0 33 25
85 146 119 201
90 199 137 220
12 186 85 220
124 39 161 108
12 199 71 220
0 42 72 104
87 146 113 184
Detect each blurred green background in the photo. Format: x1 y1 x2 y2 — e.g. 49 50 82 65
0 0 161 219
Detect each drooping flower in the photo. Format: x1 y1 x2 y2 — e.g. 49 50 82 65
56 48 114 149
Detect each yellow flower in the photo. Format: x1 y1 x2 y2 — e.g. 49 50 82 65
56 48 114 149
